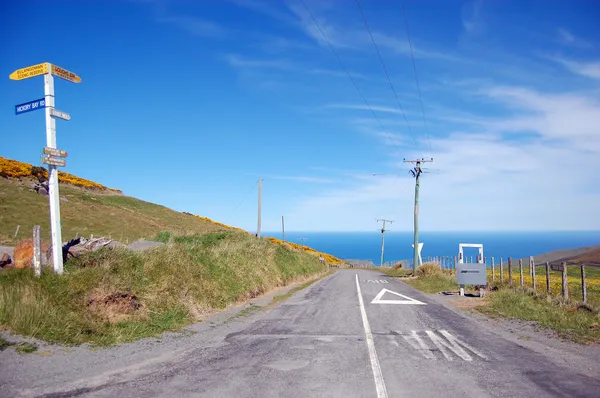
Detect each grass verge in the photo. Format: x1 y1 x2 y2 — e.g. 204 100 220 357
477 287 600 344
394 264 600 344
0 231 327 346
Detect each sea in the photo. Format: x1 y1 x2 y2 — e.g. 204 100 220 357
262 231 600 266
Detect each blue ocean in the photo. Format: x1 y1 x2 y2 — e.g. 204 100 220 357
263 231 599 265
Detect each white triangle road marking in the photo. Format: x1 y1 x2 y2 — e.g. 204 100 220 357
370 288 426 305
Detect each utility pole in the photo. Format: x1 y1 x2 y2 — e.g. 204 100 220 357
377 219 394 267
298 237 308 246
281 216 285 242
404 158 433 274
257 178 262 238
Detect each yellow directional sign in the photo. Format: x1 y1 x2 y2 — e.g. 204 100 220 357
50 64 82 83
9 62 49 80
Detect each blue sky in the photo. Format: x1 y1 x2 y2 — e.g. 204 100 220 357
2 0 599 232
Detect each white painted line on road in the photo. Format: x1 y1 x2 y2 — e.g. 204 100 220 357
356 274 388 398
425 330 488 361
402 331 436 360
371 289 426 305
363 280 389 283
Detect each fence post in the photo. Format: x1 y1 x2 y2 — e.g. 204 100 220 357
519 259 524 288
561 262 569 301
508 257 513 286
33 225 41 277
14 225 21 238
530 256 536 292
453 256 457 270
500 258 504 282
545 261 551 295
491 257 495 282
581 264 587 304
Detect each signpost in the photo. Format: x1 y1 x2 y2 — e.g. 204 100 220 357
49 108 71 121
15 98 46 115
10 62 81 275
42 155 67 167
9 63 49 80
43 147 68 158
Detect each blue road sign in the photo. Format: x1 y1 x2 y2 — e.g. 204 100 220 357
15 98 46 115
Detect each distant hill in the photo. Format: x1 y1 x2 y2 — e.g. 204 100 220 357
520 244 600 266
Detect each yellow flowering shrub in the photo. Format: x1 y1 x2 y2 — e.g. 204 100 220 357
265 237 344 265
0 156 120 192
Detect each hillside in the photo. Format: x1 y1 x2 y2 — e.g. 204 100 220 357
0 156 343 265
0 176 226 246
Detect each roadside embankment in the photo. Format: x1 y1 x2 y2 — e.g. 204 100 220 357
0 231 328 346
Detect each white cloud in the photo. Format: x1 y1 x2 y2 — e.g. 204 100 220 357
278 83 600 231
557 28 593 49
224 54 293 69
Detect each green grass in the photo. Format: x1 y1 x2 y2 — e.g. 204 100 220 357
376 267 414 278
15 342 37 354
0 178 224 246
404 274 461 294
0 231 327 346
478 288 600 344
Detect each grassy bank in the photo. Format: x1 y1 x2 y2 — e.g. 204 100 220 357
478 288 600 344
0 231 327 346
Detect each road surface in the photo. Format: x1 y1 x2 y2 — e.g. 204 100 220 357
2 269 599 397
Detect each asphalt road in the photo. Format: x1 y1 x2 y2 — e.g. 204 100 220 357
2 269 600 397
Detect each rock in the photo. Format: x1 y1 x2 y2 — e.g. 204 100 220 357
60 196 68 202
37 186 48 195
13 239 52 269
0 253 12 268
127 239 165 253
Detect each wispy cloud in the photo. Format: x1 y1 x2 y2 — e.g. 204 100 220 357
327 103 410 116
224 54 293 70
548 56 600 80
557 28 593 49
157 16 228 38
224 54 369 82
284 80 600 231
461 0 484 35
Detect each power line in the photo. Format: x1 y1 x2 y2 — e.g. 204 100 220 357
400 0 432 157
299 0 401 155
354 0 419 150
227 180 259 223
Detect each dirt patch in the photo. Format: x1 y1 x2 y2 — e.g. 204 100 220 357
443 295 489 311
87 291 142 324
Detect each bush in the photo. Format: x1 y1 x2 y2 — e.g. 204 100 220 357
416 262 442 277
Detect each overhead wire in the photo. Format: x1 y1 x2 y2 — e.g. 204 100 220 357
400 0 432 158
299 0 401 156
354 0 420 151
226 180 259 224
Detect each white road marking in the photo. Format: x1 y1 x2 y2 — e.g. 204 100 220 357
355 274 388 398
363 280 389 284
402 331 436 359
425 330 488 361
371 289 426 305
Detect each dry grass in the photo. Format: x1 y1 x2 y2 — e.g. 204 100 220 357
0 231 327 346
0 177 224 246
